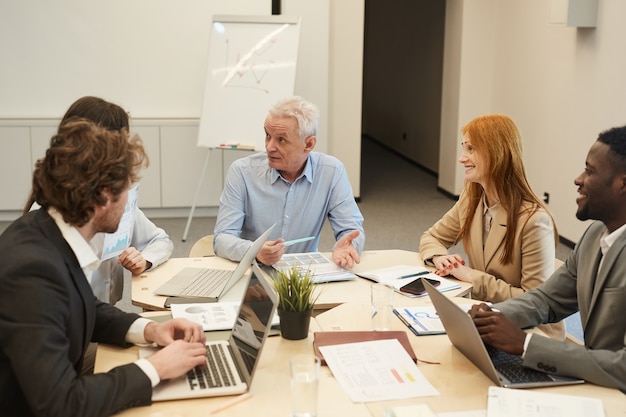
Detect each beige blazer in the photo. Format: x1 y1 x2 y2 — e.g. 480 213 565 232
420 191 564 339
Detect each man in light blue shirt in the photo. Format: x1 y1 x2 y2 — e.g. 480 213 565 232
214 96 365 268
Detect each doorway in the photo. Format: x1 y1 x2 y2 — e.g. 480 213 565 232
362 0 446 175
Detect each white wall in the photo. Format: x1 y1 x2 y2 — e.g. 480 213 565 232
327 0 364 196
440 0 626 243
0 0 363 201
0 0 269 118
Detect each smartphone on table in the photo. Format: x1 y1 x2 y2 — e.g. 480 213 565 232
399 277 441 296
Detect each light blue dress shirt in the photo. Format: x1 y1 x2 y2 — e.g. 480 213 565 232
214 151 365 261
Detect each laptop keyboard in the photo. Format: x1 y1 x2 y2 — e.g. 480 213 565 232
486 345 553 384
179 269 232 296
187 344 237 390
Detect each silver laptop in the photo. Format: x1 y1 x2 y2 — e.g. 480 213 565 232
423 279 584 389
142 261 278 401
154 224 276 301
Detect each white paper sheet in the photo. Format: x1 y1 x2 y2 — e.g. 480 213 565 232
170 302 241 331
487 386 605 417
171 302 280 332
319 339 439 403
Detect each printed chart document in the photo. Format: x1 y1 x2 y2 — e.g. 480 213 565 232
318 339 439 403
171 302 279 331
101 184 138 261
394 304 476 335
356 264 460 297
170 302 241 331
486 386 605 417
273 252 356 283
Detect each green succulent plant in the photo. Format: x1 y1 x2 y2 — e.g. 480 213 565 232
272 267 319 312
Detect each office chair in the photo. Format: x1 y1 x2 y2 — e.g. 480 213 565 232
189 235 215 257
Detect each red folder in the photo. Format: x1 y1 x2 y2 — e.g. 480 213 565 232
313 330 417 365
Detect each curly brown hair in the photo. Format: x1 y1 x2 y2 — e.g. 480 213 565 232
31 119 148 227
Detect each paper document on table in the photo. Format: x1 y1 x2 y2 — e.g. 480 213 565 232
170 302 240 331
486 386 605 417
356 264 461 297
101 184 138 261
273 252 356 283
171 302 279 331
318 339 439 403
394 304 476 335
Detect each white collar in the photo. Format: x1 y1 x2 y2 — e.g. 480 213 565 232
600 223 626 257
48 207 100 277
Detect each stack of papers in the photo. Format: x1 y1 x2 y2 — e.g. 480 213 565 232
273 252 356 283
318 339 439 403
356 264 461 297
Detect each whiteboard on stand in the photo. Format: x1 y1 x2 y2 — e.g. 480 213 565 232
197 15 301 150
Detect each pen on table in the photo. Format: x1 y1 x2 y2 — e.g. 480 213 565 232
209 392 253 414
282 236 315 246
399 271 429 279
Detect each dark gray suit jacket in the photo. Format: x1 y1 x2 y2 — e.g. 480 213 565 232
494 221 626 391
0 209 152 416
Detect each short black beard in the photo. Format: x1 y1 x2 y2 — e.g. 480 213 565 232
575 207 589 222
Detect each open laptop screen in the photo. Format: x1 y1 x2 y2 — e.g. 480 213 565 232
231 262 278 376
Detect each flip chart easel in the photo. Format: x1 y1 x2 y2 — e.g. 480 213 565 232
182 14 301 241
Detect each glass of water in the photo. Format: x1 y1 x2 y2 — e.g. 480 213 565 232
290 354 320 417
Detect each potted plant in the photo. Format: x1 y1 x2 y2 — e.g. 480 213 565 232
272 266 319 340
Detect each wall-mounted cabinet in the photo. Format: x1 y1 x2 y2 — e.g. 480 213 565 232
0 119 254 220
0 126 33 210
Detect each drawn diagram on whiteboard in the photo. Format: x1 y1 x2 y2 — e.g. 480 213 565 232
219 23 290 93
197 15 301 149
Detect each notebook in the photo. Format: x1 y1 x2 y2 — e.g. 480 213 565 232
154 224 276 300
422 279 584 388
141 261 278 401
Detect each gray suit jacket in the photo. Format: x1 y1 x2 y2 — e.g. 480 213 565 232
494 221 626 390
0 209 152 416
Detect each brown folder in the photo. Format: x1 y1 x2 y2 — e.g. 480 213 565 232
313 330 417 365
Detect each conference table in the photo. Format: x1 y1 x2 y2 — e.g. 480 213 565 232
95 250 625 416
130 249 472 312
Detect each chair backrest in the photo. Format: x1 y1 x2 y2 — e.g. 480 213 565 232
189 235 215 257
